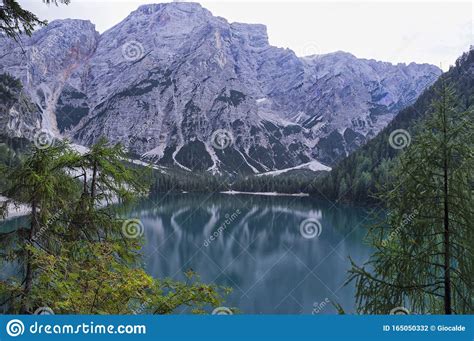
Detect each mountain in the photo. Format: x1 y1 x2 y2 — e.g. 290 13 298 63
0 74 41 142
313 48 474 203
0 2 441 175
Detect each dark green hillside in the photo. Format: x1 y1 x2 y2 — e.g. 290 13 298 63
312 49 474 204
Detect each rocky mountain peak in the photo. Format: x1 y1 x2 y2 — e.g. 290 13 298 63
0 2 442 174
115 2 214 35
230 23 269 48
136 2 209 15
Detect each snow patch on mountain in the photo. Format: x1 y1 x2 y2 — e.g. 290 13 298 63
257 160 332 177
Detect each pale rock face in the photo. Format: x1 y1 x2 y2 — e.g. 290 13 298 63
0 74 41 140
0 2 441 174
0 20 98 134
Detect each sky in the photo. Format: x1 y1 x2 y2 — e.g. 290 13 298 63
18 0 473 70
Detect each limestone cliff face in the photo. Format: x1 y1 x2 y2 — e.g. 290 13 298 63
0 2 441 173
0 74 41 141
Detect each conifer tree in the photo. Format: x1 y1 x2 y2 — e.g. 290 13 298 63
0 140 228 314
0 142 79 312
348 84 474 314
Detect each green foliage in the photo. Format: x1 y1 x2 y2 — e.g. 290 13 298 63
0 142 21 193
149 167 330 196
231 170 323 194
78 138 149 205
174 141 214 171
0 139 229 314
348 85 474 314
150 169 228 194
21 242 227 314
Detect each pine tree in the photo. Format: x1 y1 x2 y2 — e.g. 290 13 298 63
348 84 474 314
0 140 229 314
0 142 79 312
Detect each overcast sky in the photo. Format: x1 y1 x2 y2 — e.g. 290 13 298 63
18 0 473 70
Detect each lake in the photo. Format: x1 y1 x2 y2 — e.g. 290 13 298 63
126 193 374 314
0 193 374 314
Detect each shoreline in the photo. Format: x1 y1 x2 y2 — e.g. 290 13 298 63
220 190 309 197
0 196 31 220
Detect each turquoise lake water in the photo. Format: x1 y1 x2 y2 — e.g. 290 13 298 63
128 193 374 314
0 193 374 314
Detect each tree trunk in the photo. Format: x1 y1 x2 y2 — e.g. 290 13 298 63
442 93 452 315
443 157 452 314
20 200 38 313
90 161 97 210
